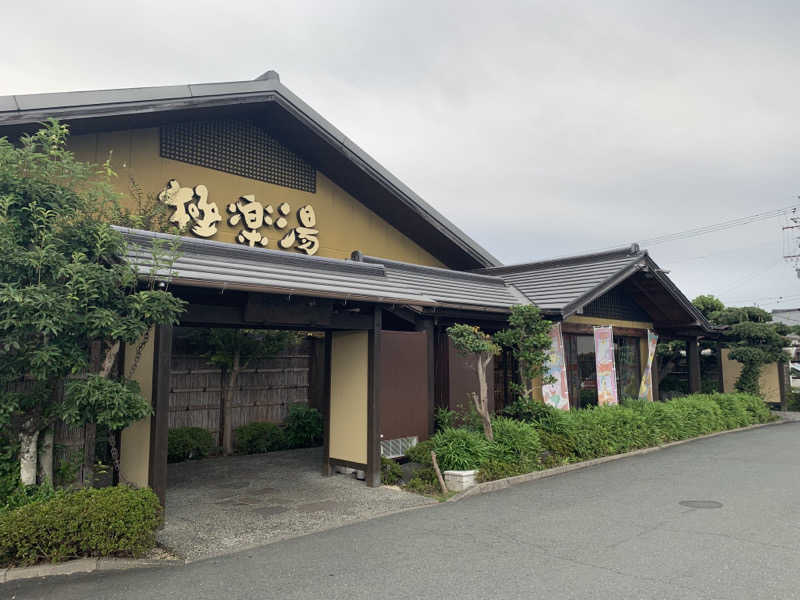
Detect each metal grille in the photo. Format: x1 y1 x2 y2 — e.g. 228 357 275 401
160 119 316 193
583 286 650 321
380 436 419 459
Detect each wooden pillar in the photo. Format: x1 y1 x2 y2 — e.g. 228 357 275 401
308 336 326 413
651 351 660 402
366 308 382 487
687 337 701 394
148 324 172 507
322 332 332 476
419 319 436 436
778 361 790 411
716 342 725 393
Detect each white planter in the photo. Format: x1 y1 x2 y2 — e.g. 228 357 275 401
443 469 478 491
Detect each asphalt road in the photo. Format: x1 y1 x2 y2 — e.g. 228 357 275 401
7 422 800 600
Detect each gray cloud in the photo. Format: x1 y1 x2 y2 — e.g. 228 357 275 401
3 0 799 309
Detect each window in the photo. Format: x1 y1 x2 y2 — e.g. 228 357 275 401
564 334 642 408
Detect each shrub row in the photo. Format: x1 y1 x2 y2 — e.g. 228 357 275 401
0 486 161 567
167 404 324 462
404 393 773 490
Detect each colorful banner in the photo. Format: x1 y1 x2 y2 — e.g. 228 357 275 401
542 323 570 410
638 330 659 401
593 326 618 406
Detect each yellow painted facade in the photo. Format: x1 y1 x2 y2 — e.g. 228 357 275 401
119 329 155 488
329 331 369 465
720 348 781 403
68 127 445 267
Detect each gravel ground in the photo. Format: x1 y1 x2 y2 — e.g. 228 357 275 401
158 447 435 561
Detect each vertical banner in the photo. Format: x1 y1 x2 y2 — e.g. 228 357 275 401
638 330 659 401
593 326 618 406
542 323 570 410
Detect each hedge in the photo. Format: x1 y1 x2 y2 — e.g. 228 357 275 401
168 427 216 463
0 486 162 566
405 393 774 491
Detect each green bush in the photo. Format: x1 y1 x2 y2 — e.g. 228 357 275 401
478 458 529 482
167 427 216 463
710 393 751 429
403 467 439 495
0 486 161 567
283 404 323 448
405 439 434 465
381 457 402 485
2 483 57 513
729 393 773 423
234 422 288 454
486 416 542 470
430 428 491 471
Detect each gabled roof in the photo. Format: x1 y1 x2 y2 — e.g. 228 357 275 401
118 227 519 312
0 71 499 270
479 245 713 332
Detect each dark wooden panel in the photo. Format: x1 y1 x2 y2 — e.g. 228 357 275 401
379 331 430 442
447 337 495 414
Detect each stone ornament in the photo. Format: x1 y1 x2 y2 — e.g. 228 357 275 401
159 180 320 255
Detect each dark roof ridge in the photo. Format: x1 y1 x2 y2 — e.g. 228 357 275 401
480 244 644 275
355 252 515 285
115 226 387 277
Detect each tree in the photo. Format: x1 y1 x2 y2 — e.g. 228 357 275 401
688 295 788 396
446 324 500 441
194 328 300 455
0 121 185 486
493 305 553 401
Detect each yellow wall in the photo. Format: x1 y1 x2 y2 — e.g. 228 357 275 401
721 348 781 403
119 330 155 488
68 128 445 267
329 331 368 465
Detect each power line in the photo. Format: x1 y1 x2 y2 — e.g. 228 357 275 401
588 203 798 253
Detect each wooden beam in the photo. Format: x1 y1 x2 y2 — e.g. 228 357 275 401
687 337 701 394
366 308 382 487
148 324 172 507
561 322 648 338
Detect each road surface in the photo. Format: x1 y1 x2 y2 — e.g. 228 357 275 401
7 422 800 600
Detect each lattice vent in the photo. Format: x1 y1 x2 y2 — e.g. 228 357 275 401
160 119 316 193
380 436 419 459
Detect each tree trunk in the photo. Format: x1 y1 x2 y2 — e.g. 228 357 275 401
19 429 39 486
474 353 494 441
82 423 96 487
38 427 54 485
658 359 676 385
222 351 241 456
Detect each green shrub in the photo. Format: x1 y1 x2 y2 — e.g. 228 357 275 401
1 483 57 513
430 428 491 471
405 439 434 465
234 422 288 454
283 404 323 448
167 427 216 463
434 407 456 431
403 467 439 495
381 457 402 485
487 416 542 470
0 486 161 567
478 458 529 482
729 393 773 423
538 431 575 466
566 405 658 459
711 393 751 429
0 437 19 507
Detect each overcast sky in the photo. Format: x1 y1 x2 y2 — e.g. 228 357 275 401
3 1 799 310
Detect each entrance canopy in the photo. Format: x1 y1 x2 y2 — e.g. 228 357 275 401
119 227 526 313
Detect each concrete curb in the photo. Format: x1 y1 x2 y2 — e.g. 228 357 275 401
446 418 792 503
1 556 184 584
